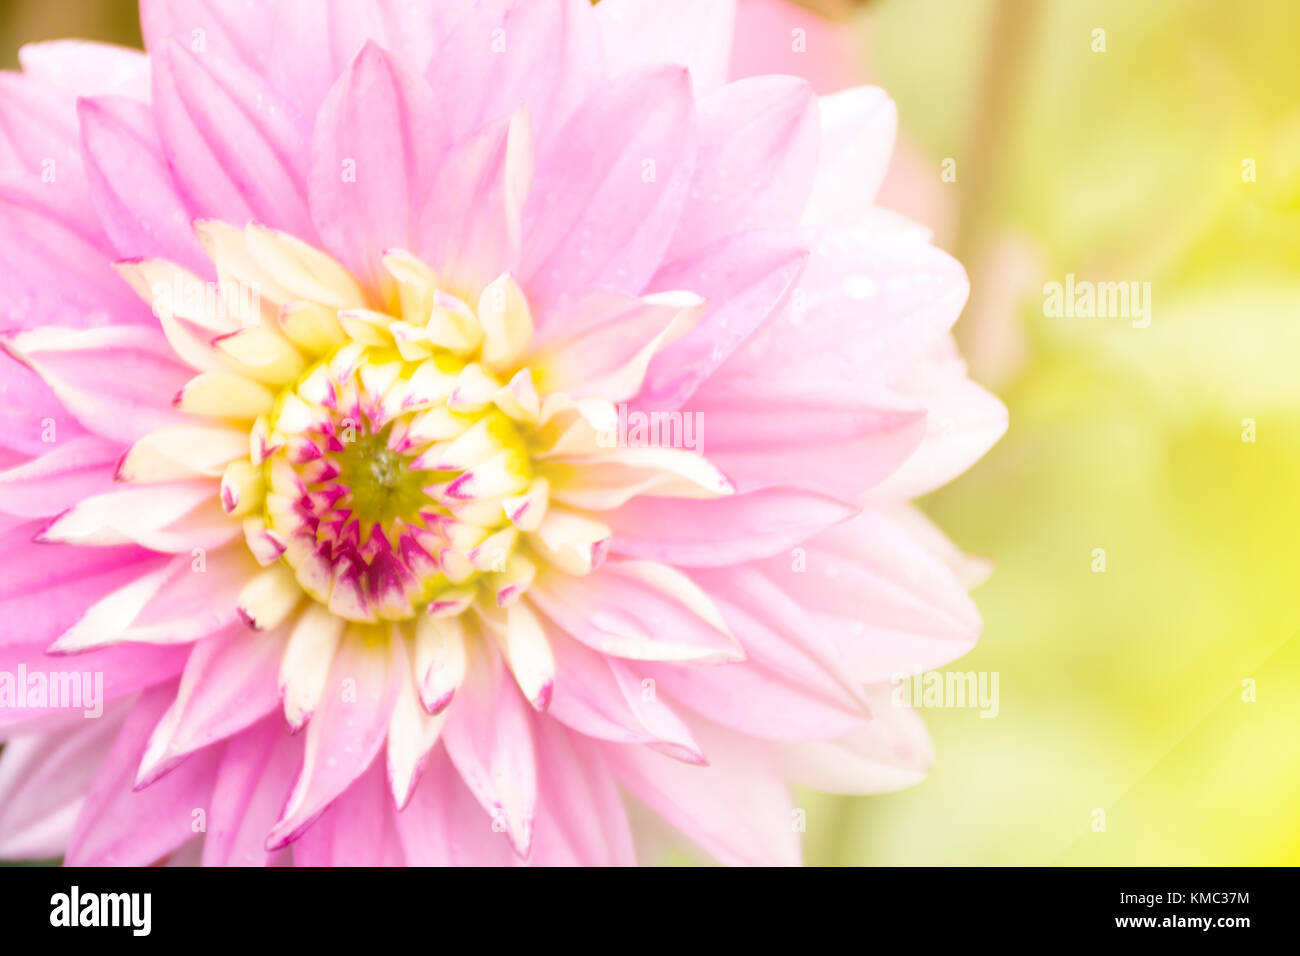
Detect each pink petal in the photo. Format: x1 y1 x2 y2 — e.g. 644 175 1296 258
601 718 800 866
78 95 208 270
425 0 604 152
520 65 696 308
385 633 446 807
151 40 313 238
0 356 86 456
605 486 858 567
268 0 456 122
774 685 935 794
526 720 635 866
291 759 405 866
0 71 87 200
140 0 275 76
308 42 444 296
653 659 870 743
0 325 191 444
0 640 188 730
532 286 678 351
728 0 860 94
637 230 809 411
0 183 147 330
665 75 818 263
686 389 926 500
308 41 447 295
440 638 537 857
47 546 252 652
0 435 120 519
528 560 743 664
202 716 301 866
266 631 401 849
595 0 736 93
740 510 983 684
532 287 703 401
867 341 1009 501
65 682 223 866
393 745 516 866
547 629 704 763
0 520 164 648
135 624 290 787
38 482 237 555
17 40 150 99
802 87 898 231
641 568 870 740
421 109 532 298
0 701 129 858
697 226 970 397
888 503 993 590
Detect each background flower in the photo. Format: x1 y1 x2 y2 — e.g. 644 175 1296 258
742 0 1300 866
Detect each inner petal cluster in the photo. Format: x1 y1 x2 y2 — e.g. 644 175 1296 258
103 221 724 651
256 342 535 623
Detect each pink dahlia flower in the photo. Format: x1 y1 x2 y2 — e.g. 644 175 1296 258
0 0 1005 866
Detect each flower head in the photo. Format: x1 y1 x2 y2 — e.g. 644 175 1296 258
0 0 1005 866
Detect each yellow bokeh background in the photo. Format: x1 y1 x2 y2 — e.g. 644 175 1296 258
800 0 1300 865
3 0 1297 865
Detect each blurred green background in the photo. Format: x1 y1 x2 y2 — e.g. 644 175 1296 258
808 0 1300 866
3 0 1297 866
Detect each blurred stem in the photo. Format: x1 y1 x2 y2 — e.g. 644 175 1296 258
952 0 1042 361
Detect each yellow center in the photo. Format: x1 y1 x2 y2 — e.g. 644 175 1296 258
257 342 537 623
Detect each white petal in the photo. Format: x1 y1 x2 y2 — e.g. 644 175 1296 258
279 602 346 731
117 425 249 483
